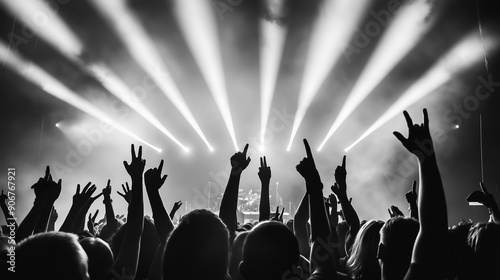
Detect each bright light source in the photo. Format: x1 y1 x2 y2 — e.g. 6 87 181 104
259 145 265 152
55 122 61 128
89 64 190 151
344 33 497 152
455 124 460 129
0 41 162 153
89 0 213 151
318 1 434 151
173 0 238 151
287 0 369 151
259 0 288 146
1 0 83 58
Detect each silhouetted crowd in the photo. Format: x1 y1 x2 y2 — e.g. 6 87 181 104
1 109 499 280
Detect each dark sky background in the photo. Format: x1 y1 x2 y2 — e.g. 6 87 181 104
0 0 499 228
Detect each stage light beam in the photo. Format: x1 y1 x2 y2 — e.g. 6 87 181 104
173 0 238 151
89 0 213 151
0 0 83 58
287 0 369 151
2 0 190 152
0 40 162 153
344 33 498 152
259 0 288 145
89 64 189 152
318 0 434 151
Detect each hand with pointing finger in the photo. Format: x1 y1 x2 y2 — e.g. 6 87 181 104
332 156 349 202
231 144 251 175
296 139 321 186
406 181 419 220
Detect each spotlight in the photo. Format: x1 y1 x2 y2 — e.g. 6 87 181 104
344 33 498 151
318 0 434 151
173 0 238 151
89 64 189 152
287 0 369 150
55 122 61 128
0 40 162 153
0 0 83 58
455 124 460 129
259 0 288 146
89 0 213 151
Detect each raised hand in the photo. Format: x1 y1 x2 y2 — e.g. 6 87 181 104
230 144 251 175
271 206 284 223
145 160 168 192
31 166 62 203
405 181 418 205
296 139 321 185
103 179 112 197
117 183 131 204
467 182 498 209
258 156 271 183
406 181 419 220
172 201 182 213
31 166 51 199
393 109 434 161
123 144 146 178
334 155 347 187
388 205 404 218
73 182 97 208
87 210 99 235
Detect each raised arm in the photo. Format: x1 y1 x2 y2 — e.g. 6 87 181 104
296 139 336 279
110 144 145 279
33 168 61 234
59 182 97 233
393 109 447 272
294 192 311 258
331 156 360 253
145 159 175 280
145 159 174 240
102 180 118 229
258 156 271 222
73 185 102 233
327 193 341 270
219 144 251 242
169 201 182 220
47 207 58 232
87 210 99 235
16 167 52 241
